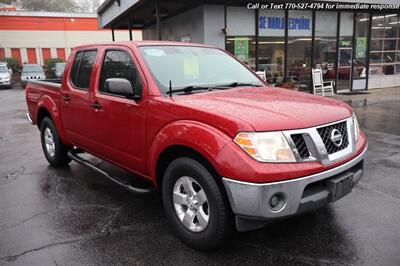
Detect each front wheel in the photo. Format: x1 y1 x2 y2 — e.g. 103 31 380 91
40 117 71 167
162 157 233 251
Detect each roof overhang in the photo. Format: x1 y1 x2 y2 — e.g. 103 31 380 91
97 0 399 30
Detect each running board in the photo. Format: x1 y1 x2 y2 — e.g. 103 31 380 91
67 149 153 194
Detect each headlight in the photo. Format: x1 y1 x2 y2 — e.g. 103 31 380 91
353 113 360 142
234 132 296 162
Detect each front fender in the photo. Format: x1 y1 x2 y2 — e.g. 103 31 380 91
37 95 70 145
148 120 232 185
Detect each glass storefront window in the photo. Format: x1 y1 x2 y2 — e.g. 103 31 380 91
287 10 313 91
384 14 398 38
353 13 369 80
369 13 400 89
337 12 354 92
258 10 285 85
314 11 337 83
225 7 256 69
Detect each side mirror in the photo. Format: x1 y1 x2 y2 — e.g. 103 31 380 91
105 78 139 99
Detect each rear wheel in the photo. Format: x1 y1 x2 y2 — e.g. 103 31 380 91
40 117 71 167
162 157 233 251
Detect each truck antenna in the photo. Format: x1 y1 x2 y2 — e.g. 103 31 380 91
169 80 172 98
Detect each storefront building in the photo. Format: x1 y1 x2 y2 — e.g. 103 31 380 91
97 0 400 93
0 11 141 65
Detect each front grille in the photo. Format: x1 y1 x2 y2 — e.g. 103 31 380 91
291 134 310 159
317 121 348 154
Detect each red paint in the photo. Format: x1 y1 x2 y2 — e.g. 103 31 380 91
0 7 17 11
0 48 5 59
25 41 367 187
11 48 21 65
0 15 135 32
41 48 51 63
27 48 37 64
56 48 66 61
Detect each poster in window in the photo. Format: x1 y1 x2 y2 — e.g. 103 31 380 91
234 38 249 63
356 37 367 58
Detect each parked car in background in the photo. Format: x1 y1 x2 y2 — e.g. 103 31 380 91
21 64 46 89
54 62 66 79
0 62 13 89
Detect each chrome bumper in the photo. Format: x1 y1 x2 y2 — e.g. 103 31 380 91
222 145 367 231
26 112 34 125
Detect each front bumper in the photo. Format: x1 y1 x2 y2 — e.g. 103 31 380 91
223 145 367 231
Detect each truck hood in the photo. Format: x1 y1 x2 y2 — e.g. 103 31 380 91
174 87 353 131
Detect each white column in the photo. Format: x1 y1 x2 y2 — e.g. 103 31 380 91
50 48 57 58
20 48 28 64
36 48 42 65
65 48 71 59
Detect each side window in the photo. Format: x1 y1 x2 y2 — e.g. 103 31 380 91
70 51 83 87
99 50 142 94
70 50 97 90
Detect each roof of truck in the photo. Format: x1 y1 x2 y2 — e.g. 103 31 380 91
72 41 215 50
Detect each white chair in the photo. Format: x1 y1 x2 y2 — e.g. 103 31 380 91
312 68 334 96
256 70 266 81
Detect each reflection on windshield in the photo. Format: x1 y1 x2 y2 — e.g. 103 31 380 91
0 66 8 72
139 46 263 95
22 65 43 72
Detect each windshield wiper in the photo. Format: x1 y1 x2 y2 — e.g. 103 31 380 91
167 84 229 96
215 82 263 88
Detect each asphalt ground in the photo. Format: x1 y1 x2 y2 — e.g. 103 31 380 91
0 86 399 265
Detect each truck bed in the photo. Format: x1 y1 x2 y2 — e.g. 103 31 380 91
25 79 62 126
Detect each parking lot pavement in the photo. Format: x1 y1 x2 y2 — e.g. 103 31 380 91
0 87 399 266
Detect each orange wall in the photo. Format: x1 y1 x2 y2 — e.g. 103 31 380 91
0 16 105 31
0 48 4 59
42 48 51 62
56 48 66 61
11 48 21 64
27 48 37 64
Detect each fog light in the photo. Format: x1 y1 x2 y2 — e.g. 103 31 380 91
268 193 286 211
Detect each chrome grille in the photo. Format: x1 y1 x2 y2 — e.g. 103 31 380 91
317 121 348 154
291 134 310 159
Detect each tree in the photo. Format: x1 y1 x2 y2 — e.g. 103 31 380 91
0 0 14 4
20 0 80 12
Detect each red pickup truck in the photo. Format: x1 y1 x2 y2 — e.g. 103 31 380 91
26 41 367 250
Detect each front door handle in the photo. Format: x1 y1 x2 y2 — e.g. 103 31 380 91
91 101 102 110
63 94 71 103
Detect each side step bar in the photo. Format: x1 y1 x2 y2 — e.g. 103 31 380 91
67 149 153 194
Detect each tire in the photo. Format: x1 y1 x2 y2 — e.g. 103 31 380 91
40 117 71 167
162 157 233 251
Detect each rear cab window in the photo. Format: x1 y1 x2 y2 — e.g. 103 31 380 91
69 50 97 90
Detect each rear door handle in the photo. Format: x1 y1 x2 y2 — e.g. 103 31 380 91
63 95 71 103
91 101 102 110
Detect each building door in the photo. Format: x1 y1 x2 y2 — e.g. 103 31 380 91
336 48 352 92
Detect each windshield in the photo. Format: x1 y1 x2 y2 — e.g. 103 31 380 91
22 65 43 73
0 66 7 72
55 63 66 72
138 46 263 95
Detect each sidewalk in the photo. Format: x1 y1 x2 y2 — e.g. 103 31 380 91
329 86 400 105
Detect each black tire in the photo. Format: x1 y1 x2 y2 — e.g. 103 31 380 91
162 157 233 251
40 117 71 167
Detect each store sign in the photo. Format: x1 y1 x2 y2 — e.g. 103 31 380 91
259 16 311 30
234 38 249 63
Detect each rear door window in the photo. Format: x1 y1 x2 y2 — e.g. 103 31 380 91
70 50 97 90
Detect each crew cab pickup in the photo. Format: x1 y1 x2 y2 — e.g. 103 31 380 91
26 41 367 251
